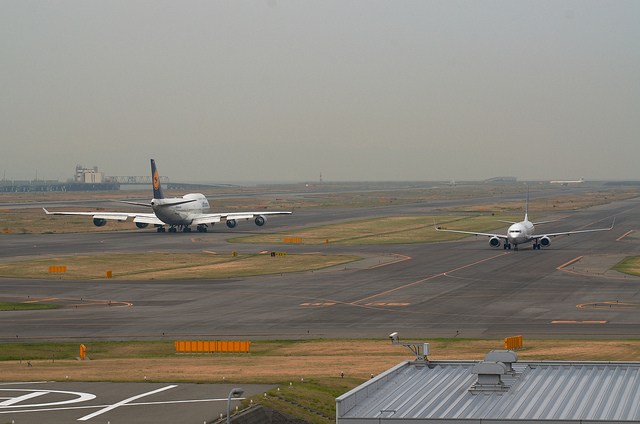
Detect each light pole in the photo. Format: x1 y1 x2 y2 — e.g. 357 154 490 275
227 387 244 424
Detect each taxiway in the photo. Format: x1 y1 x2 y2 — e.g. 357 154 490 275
1 193 639 341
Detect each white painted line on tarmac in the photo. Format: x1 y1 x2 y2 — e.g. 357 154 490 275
77 384 177 421
0 397 237 416
0 391 48 406
0 404 99 415
0 389 96 408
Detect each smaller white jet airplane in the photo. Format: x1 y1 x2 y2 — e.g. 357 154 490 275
434 187 614 250
550 177 585 185
44 159 292 233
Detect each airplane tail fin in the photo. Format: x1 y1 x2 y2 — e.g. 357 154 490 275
524 184 529 222
151 159 164 199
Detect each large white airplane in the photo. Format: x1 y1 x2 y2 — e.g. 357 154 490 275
434 187 614 250
44 159 292 233
550 177 585 185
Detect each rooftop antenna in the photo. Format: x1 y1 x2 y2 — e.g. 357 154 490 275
389 332 429 361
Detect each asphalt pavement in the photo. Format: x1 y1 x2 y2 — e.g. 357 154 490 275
1 193 638 341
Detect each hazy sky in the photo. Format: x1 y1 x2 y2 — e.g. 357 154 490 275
2 1 639 183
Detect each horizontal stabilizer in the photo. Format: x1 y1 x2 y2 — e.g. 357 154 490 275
115 200 152 208
154 198 198 207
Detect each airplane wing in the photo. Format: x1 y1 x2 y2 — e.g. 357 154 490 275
433 220 508 240
191 210 293 225
43 208 163 225
531 219 561 225
531 218 615 240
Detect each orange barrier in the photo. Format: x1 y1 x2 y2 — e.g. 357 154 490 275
283 238 302 243
49 266 67 273
80 344 87 360
175 340 251 354
504 335 523 350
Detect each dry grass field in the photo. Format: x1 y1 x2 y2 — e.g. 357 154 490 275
0 252 360 280
3 338 640 389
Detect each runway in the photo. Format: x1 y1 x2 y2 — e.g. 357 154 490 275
1 194 639 342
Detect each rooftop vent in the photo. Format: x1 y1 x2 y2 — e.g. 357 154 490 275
471 361 508 392
484 350 518 375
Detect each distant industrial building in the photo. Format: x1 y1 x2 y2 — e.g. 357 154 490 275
0 164 228 192
0 164 118 192
75 164 104 183
337 347 640 423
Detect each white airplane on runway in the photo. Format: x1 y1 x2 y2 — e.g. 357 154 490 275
44 159 292 233
434 187 614 250
550 177 585 185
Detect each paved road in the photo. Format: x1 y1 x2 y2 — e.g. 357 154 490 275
0 381 275 424
1 192 638 342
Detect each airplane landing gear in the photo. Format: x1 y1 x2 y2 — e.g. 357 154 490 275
197 224 207 233
156 227 166 233
503 243 512 250
168 227 177 233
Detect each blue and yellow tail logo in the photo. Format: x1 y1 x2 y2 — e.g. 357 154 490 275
150 159 164 199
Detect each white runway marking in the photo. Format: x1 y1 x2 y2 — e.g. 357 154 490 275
0 391 48 406
77 384 177 421
0 389 96 408
0 397 237 416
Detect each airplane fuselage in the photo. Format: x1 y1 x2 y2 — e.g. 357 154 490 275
507 220 534 246
151 193 210 226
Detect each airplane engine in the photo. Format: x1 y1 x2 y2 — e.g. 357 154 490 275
135 222 149 229
93 218 107 227
255 215 267 226
539 236 551 248
226 219 238 228
489 237 501 248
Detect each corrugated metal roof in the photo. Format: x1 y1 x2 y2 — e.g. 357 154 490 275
337 359 640 422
